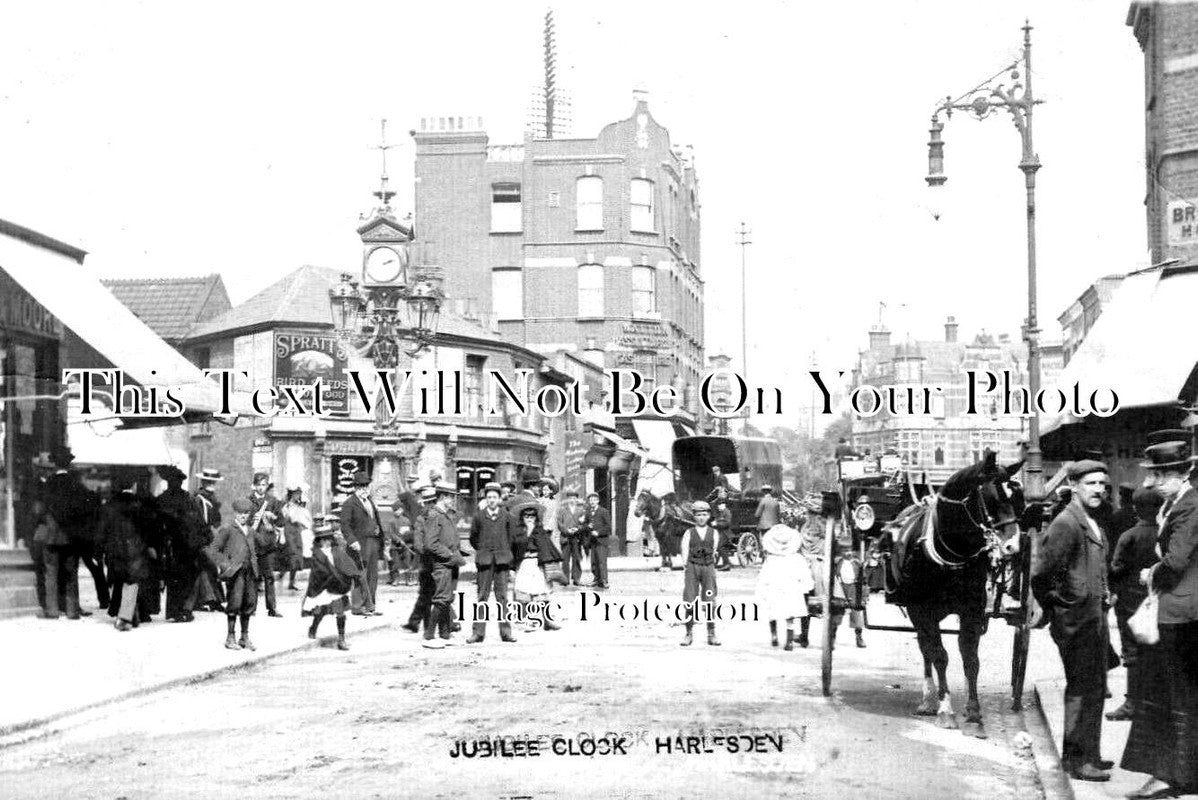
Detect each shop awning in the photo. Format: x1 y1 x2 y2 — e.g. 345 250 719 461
631 419 677 495
1041 265 1198 438
0 232 247 423
68 415 173 466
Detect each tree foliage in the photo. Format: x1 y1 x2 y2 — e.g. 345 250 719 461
767 413 854 495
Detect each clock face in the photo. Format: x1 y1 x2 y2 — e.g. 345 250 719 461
365 246 407 284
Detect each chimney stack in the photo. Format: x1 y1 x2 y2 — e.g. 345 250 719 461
945 316 958 343
868 324 891 352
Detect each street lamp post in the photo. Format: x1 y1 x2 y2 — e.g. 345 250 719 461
925 21 1042 712
329 245 445 506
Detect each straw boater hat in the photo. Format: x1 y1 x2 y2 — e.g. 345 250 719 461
762 523 800 556
196 468 224 483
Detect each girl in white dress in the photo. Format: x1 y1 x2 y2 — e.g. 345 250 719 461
755 512 815 650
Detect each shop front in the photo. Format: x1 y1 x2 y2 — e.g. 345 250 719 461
0 265 65 549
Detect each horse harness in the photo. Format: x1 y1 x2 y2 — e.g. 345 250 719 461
921 484 1014 570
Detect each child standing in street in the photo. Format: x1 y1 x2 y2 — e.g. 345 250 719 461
302 517 359 651
679 501 722 647
756 510 815 650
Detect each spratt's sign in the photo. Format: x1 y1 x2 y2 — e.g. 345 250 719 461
0 269 60 338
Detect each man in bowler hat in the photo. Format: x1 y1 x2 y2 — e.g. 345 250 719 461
339 470 385 616
1031 459 1113 782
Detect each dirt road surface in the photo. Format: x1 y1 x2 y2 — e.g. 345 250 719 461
0 570 1054 799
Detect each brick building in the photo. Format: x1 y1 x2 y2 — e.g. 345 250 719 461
1129 1 1198 263
850 318 1064 484
411 94 705 396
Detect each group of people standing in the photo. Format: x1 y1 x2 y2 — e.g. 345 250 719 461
399 477 577 649
1031 430 1198 798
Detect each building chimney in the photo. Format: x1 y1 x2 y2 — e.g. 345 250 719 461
868 324 891 352
945 316 958 343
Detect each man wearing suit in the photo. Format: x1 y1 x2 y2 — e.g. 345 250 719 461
422 482 466 649
193 469 226 611
1030 459 1112 782
585 492 612 590
340 470 386 616
37 447 99 620
755 485 780 531
556 489 588 586
1121 437 1198 799
211 498 259 650
468 483 519 643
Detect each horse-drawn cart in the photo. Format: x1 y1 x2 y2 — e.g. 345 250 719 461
816 453 1035 725
670 435 790 567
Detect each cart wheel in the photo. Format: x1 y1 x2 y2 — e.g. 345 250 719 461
737 532 762 567
821 515 836 697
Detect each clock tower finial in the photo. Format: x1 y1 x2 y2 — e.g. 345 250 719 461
372 118 397 212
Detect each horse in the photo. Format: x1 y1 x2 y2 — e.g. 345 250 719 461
634 489 693 570
880 451 1024 739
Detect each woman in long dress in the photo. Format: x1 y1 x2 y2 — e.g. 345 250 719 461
279 487 310 591
756 513 814 650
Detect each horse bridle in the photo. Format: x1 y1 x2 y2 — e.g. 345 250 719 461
927 483 1016 568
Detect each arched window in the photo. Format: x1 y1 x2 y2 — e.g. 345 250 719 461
576 176 603 230
578 264 604 317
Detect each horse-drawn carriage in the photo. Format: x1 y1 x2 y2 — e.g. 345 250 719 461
816 451 1035 731
671 435 791 566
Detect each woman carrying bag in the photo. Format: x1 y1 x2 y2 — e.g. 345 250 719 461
1121 436 1198 800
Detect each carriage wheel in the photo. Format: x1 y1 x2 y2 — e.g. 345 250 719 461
737 532 762 567
821 514 836 697
1010 531 1033 711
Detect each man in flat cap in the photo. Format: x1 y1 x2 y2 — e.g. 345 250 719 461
212 497 260 649
422 482 466 649
246 472 284 618
401 484 438 634
1031 459 1113 782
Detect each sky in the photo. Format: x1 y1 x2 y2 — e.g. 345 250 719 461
0 1 1148 428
